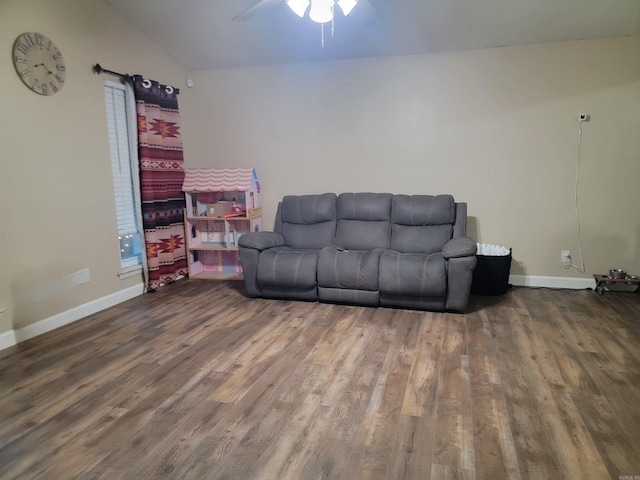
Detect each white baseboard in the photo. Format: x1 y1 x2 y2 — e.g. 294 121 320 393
0 329 18 351
0 276 597 352
509 275 596 290
0 283 144 351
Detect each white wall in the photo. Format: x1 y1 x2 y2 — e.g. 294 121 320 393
181 37 640 280
0 0 190 339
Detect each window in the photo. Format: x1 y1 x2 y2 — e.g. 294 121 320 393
104 81 143 272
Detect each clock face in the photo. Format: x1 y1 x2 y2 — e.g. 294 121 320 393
12 32 66 96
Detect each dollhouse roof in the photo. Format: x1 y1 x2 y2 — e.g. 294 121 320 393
182 167 260 192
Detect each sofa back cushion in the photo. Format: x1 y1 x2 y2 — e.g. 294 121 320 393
391 195 456 253
278 193 337 249
335 193 392 250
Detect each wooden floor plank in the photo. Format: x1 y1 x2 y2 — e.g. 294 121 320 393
341 310 418 480
0 282 639 479
432 354 475 476
297 347 388 479
400 315 443 418
469 384 521 480
490 305 566 479
571 393 640 478
386 413 437 480
467 310 520 480
242 363 334 480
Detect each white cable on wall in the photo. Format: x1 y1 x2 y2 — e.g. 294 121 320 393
566 119 586 273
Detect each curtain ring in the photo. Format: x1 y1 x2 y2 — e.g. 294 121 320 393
142 78 152 89
165 85 174 94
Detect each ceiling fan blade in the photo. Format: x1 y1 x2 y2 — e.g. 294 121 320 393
233 0 284 21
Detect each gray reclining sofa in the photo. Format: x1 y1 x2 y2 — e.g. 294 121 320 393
237 192 477 312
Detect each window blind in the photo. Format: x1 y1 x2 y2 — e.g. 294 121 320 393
104 83 138 237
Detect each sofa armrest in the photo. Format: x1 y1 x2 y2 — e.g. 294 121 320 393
442 237 477 259
238 231 285 251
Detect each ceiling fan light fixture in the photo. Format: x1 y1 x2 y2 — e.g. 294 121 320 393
337 0 357 16
308 0 334 24
287 0 310 18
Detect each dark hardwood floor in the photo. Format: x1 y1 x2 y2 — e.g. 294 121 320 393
1 280 639 479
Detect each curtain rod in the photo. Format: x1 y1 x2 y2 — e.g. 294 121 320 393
92 63 180 94
93 63 129 79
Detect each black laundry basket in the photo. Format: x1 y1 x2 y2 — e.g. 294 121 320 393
471 245 512 296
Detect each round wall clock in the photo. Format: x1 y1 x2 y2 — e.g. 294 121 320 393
12 32 66 96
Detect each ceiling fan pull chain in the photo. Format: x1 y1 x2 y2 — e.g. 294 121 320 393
331 2 335 38
321 22 325 48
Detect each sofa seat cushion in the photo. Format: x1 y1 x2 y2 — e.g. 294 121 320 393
317 247 382 291
379 251 447 297
257 247 318 289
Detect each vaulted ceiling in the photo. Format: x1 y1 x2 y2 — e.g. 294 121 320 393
105 0 640 70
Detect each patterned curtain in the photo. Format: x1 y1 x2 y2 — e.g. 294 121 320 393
132 75 188 290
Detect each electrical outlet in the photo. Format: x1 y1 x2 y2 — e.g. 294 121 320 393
561 250 571 264
579 114 590 122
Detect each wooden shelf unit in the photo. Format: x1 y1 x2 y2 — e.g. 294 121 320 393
182 167 262 280
184 200 261 280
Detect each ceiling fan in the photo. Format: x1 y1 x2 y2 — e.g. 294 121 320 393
233 0 380 23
